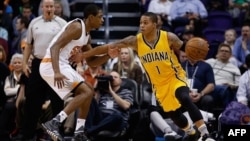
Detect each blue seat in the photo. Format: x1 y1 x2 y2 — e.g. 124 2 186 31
202 27 225 43
202 27 225 59
207 11 233 30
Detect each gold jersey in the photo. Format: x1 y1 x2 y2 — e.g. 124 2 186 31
137 30 187 111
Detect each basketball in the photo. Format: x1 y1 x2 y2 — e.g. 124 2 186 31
185 37 209 61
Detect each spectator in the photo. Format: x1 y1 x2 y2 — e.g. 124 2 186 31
236 54 250 106
12 4 35 38
0 53 23 137
178 50 188 63
223 29 239 67
0 19 8 41
206 43 241 108
11 16 29 55
147 0 173 31
180 29 195 43
10 0 40 17
0 45 7 63
224 29 237 49
228 0 250 26
85 71 133 139
38 0 71 19
113 48 143 85
169 0 208 36
156 14 170 31
53 0 69 21
232 23 250 74
181 58 215 112
0 45 9 111
0 1 12 36
0 38 8 61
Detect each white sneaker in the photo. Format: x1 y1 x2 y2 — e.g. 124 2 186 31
198 134 215 141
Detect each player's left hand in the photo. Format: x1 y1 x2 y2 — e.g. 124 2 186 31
108 44 120 58
54 72 69 89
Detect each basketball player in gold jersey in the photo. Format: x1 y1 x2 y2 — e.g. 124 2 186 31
70 12 215 141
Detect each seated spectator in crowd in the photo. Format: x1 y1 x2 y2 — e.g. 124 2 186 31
12 4 35 38
112 48 143 85
0 38 8 60
0 19 8 41
206 43 241 108
180 29 195 43
0 45 9 111
0 45 7 64
147 0 173 31
223 28 239 67
224 29 237 50
0 1 12 37
236 54 250 106
156 14 170 32
178 50 188 64
11 16 29 55
84 71 133 139
181 56 215 112
10 0 40 18
169 0 208 36
54 0 70 21
207 0 228 11
228 0 249 25
0 53 23 137
232 23 250 74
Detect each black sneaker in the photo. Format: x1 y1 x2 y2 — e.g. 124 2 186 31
41 117 63 141
71 126 90 141
198 134 215 141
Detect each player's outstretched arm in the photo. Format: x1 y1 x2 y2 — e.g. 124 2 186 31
83 35 138 58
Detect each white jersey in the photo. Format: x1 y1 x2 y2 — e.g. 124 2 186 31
44 18 89 63
40 19 89 100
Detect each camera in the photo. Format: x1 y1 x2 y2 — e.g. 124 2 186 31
95 75 113 92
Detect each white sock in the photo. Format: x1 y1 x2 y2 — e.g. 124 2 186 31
57 111 68 123
75 118 86 131
198 124 209 136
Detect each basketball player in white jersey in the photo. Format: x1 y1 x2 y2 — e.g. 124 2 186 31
39 4 111 141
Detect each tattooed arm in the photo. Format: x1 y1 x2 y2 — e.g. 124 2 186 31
167 32 183 51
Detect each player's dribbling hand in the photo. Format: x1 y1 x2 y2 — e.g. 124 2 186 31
54 72 69 89
108 44 120 58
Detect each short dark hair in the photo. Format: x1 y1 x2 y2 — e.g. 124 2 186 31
83 4 101 19
19 16 30 29
218 43 232 53
142 12 158 24
245 54 250 68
